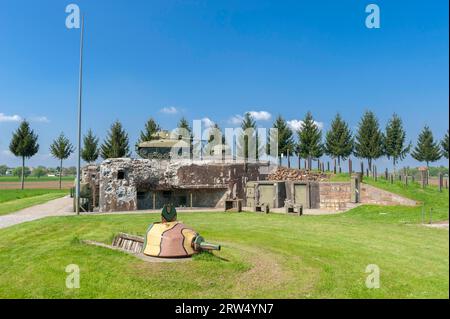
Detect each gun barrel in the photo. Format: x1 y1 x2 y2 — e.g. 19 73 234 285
199 242 221 251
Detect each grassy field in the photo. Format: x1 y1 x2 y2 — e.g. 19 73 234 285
0 189 68 216
0 176 74 190
0 176 75 182
0 178 447 299
330 174 449 223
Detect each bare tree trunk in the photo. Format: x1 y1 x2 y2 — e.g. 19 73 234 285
59 158 63 190
287 149 291 168
21 156 25 190
393 158 397 178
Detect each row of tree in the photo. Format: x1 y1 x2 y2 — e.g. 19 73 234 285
0 165 76 178
270 111 448 174
7 112 449 189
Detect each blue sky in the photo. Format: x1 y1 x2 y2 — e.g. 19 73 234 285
0 0 448 169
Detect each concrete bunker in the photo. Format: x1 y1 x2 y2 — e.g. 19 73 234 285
81 158 269 212
80 160 416 213
245 180 320 210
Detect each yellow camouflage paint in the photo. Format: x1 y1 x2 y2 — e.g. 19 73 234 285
143 221 178 257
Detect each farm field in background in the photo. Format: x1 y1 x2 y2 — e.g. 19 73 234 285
0 189 68 216
0 176 74 189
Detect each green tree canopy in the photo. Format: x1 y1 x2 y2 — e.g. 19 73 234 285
101 121 131 159
175 117 194 158
384 113 411 173
13 166 31 178
0 165 8 176
237 112 258 161
271 115 295 162
353 111 384 171
411 126 442 167
81 129 99 163
138 118 160 143
9 120 39 189
441 130 449 159
296 112 323 169
50 133 75 189
204 123 224 157
176 117 192 136
32 166 48 178
324 113 353 166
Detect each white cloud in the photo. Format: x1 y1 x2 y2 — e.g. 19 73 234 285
160 106 178 114
287 119 324 131
0 113 22 122
30 116 50 123
201 117 215 129
1 150 13 157
0 113 49 123
248 111 272 121
229 115 243 125
228 110 272 125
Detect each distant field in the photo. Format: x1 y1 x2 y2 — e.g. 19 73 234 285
0 189 68 216
0 176 74 190
0 176 75 182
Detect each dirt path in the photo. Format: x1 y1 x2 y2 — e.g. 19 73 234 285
424 220 449 230
0 196 73 229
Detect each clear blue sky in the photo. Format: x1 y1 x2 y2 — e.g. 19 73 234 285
0 0 448 170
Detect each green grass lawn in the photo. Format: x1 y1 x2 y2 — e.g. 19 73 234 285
0 178 447 299
0 175 74 182
0 189 68 216
330 173 449 222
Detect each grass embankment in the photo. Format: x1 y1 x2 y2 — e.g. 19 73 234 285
0 178 447 299
0 189 68 216
330 173 449 223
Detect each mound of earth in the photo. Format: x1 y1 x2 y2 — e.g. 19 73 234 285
267 167 329 181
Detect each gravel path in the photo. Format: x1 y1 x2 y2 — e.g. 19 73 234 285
424 221 449 230
0 196 74 229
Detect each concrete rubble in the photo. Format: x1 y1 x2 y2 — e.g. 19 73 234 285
267 167 329 181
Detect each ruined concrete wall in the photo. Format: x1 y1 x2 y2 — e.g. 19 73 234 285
98 158 268 212
318 182 417 211
81 165 100 183
319 182 352 211
99 158 164 212
360 184 417 206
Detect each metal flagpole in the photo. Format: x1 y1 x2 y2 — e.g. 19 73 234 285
75 15 84 215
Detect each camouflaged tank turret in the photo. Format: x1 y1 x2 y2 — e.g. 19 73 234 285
136 130 190 159
142 204 220 258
